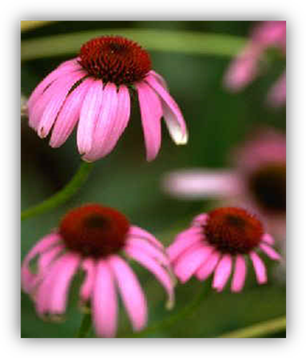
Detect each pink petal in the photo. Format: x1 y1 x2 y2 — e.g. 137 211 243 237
93 260 118 337
174 244 213 283
212 254 233 292
49 77 93 148
125 246 174 308
196 251 221 280
48 253 80 314
250 252 267 284
36 72 85 138
77 79 103 155
259 243 281 260
261 233 275 245
126 237 169 266
80 258 96 304
192 213 209 226
109 256 147 331
21 233 61 293
231 255 247 292
145 74 188 145
136 81 162 161
162 169 240 199
267 72 286 107
147 70 169 90
83 83 119 162
128 226 163 249
89 84 130 159
27 59 82 110
167 228 203 262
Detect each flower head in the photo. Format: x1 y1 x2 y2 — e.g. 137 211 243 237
21 204 174 337
27 36 188 162
162 128 286 237
168 207 281 292
224 21 286 107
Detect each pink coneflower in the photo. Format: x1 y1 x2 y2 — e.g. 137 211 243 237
27 36 188 162
224 21 286 107
162 128 286 238
168 207 281 292
21 204 174 337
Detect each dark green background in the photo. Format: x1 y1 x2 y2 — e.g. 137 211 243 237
21 21 286 338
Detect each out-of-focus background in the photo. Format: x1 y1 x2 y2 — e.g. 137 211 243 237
21 21 285 338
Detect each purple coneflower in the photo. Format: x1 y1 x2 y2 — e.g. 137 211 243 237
27 36 188 161
22 204 174 337
168 207 281 292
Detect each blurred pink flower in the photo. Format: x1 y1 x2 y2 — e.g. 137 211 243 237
21 204 174 338
27 36 187 162
162 128 286 238
168 207 281 292
224 21 286 107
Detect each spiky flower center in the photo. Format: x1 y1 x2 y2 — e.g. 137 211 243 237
204 207 264 254
79 36 151 85
248 163 286 213
59 204 130 258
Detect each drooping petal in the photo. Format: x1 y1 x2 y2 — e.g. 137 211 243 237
48 253 80 314
37 72 85 138
109 256 147 332
126 237 168 266
147 70 168 90
212 254 233 292
83 83 119 162
93 260 118 338
196 251 221 281
21 233 61 293
162 170 240 199
50 77 93 148
167 229 203 262
125 246 174 308
259 243 281 260
128 226 164 249
267 72 286 107
80 258 96 304
174 244 213 283
231 255 247 292
77 79 103 155
145 74 188 145
250 252 267 284
136 81 163 161
27 58 82 110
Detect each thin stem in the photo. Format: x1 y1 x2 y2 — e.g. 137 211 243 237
76 313 92 338
126 283 208 338
218 316 286 338
21 162 93 220
21 29 246 61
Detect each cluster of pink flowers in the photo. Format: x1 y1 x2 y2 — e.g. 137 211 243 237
22 24 285 338
224 21 286 107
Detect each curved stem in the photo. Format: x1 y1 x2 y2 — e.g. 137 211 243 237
218 316 286 338
21 29 246 61
126 283 208 338
21 161 93 220
76 313 92 338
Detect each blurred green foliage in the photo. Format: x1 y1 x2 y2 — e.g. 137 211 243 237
21 21 286 338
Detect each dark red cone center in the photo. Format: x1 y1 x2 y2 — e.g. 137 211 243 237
59 204 130 258
79 36 152 85
204 207 264 254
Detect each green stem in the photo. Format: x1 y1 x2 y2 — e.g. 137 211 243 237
21 162 93 220
219 316 286 338
126 283 208 338
76 313 92 338
21 29 246 61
